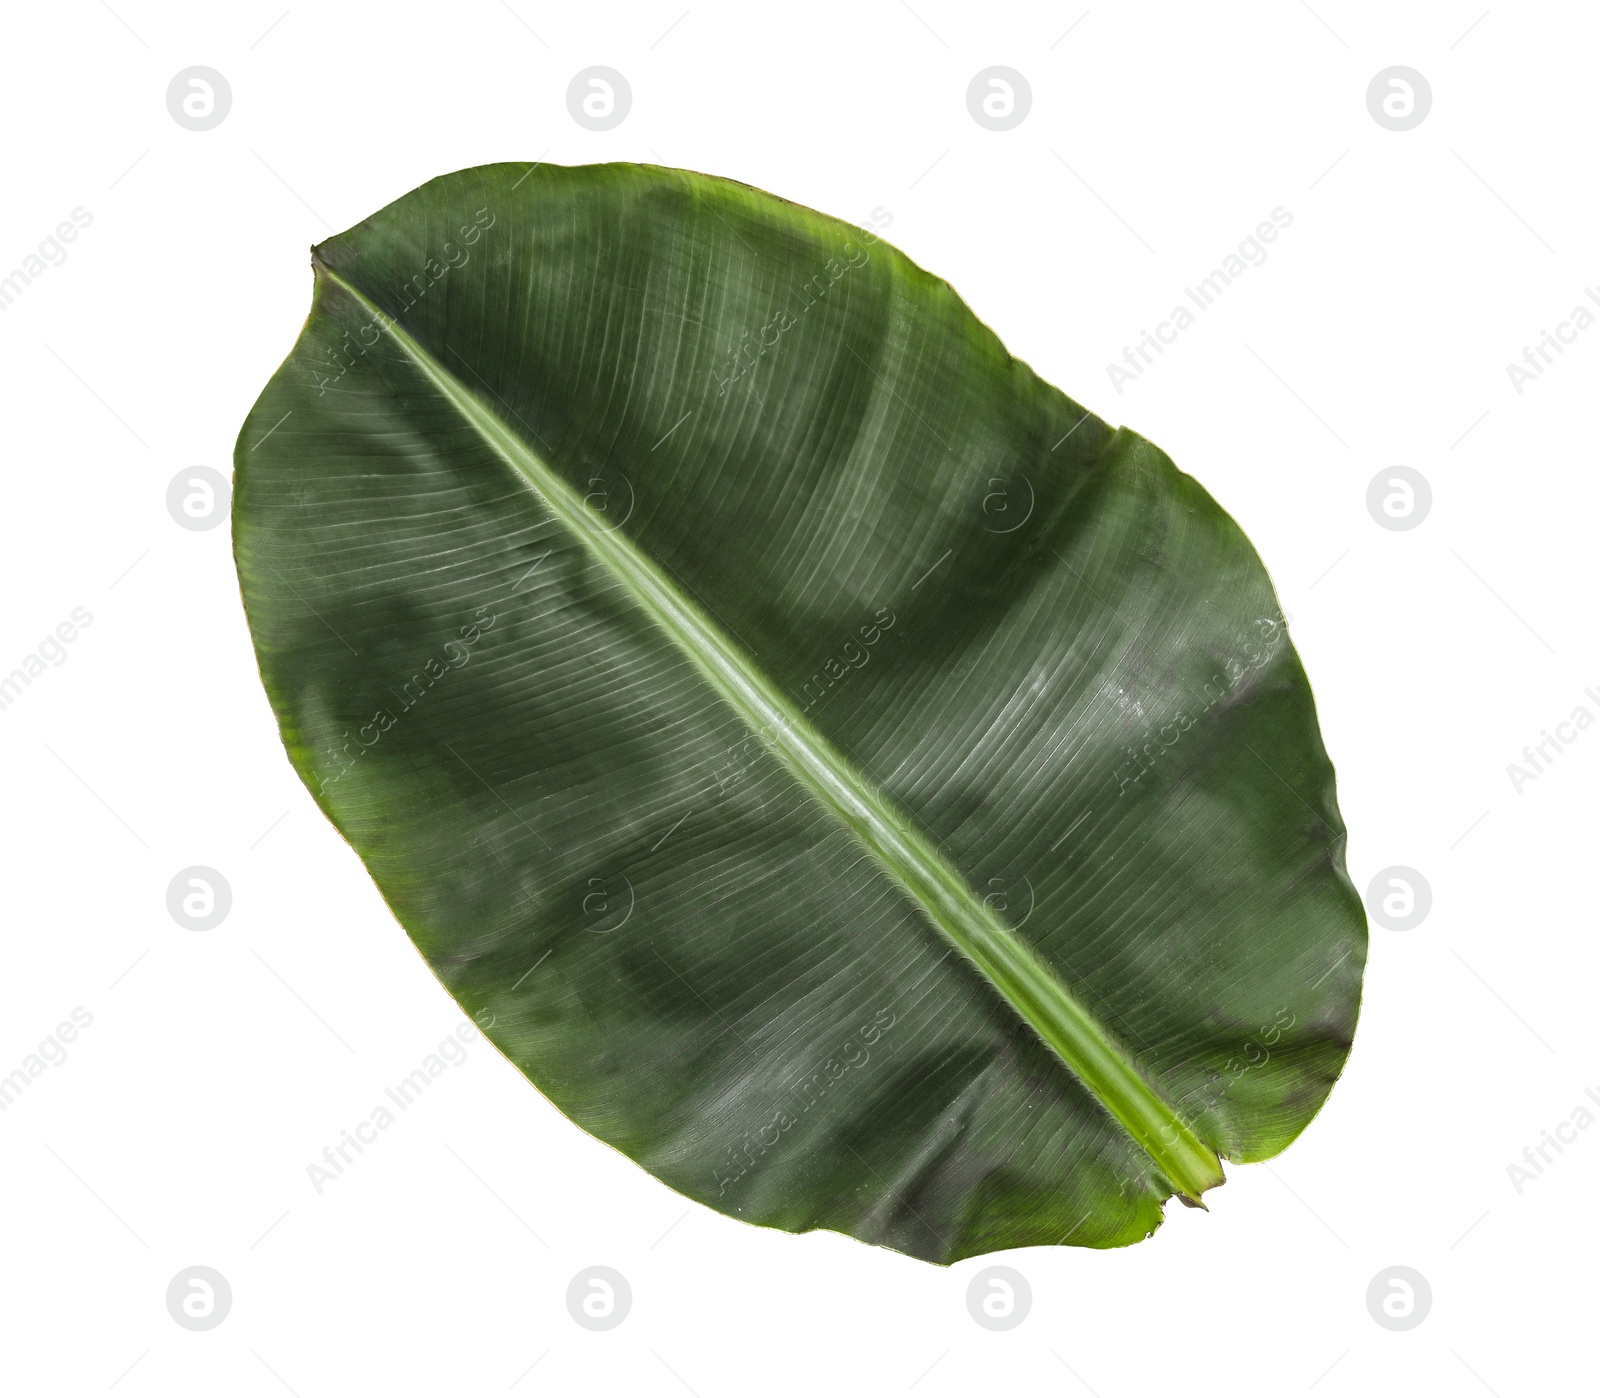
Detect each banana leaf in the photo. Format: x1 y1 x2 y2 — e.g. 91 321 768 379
233 162 1366 1263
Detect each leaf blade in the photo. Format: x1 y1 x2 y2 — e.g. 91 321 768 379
233 160 1363 1254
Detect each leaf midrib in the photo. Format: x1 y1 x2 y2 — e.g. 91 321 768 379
319 263 1225 1202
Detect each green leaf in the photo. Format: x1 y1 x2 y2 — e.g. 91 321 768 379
234 162 1366 1263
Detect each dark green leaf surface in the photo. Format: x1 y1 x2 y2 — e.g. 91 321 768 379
234 162 1366 1263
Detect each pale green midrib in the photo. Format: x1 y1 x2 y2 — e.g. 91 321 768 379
320 266 1224 1202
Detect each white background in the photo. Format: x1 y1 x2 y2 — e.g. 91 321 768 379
1 1 1594 1393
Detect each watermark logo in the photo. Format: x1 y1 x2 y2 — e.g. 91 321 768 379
580 470 636 533
167 1266 232 1330
967 68 1031 131
981 874 1034 928
581 875 634 932
167 466 231 531
567 1266 631 1330
166 68 231 131
1366 68 1431 131
1366 466 1431 532
1366 1266 1431 1330
1365 866 1430 931
966 1266 1031 1330
567 68 630 131
981 472 1035 533
167 867 231 931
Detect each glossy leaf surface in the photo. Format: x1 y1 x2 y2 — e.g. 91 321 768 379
234 162 1366 1262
